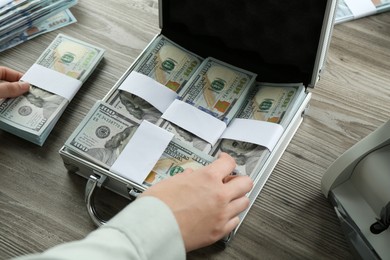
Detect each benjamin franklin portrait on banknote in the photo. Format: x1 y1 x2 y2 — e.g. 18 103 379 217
23 86 65 120
85 125 136 166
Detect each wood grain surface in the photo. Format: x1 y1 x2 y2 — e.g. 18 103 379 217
1 0 389 259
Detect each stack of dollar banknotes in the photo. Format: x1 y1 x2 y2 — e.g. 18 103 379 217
0 33 105 145
0 0 77 52
335 0 390 24
64 35 307 186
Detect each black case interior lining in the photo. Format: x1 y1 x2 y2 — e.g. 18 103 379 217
161 0 328 86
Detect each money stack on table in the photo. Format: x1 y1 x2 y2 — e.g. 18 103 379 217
0 33 105 145
64 35 307 187
335 0 390 24
0 0 77 52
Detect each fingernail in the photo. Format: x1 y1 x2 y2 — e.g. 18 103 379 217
19 81 30 91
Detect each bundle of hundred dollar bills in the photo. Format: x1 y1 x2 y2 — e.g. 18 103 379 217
65 35 306 187
0 33 105 145
0 0 77 52
335 0 390 24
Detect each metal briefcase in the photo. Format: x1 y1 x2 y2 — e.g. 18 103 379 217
59 0 337 242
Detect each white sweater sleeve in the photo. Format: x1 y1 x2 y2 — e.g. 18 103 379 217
14 196 186 260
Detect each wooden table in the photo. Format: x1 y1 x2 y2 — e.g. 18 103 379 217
1 1 389 259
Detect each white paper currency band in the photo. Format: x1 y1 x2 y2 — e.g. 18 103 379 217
344 0 376 19
162 99 227 146
119 71 179 113
221 119 284 152
110 120 174 185
21 64 82 101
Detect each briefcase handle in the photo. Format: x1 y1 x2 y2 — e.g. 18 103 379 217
85 174 108 226
84 174 143 226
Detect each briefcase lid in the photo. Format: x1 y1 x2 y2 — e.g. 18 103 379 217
159 0 336 88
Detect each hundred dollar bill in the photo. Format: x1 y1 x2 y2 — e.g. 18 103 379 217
1 0 47 25
157 120 212 153
179 57 257 124
156 57 257 151
143 137 215 186
133 35 203 92
0 0 76 36
238 83 304 127
0 9 77 52
106 89 162 124
35 33 103 82
106 35 203 124
211 83 304 180
335 0 390 24
65 101 214 185
65 102 142 168
0 33 105 145
0 0 29 16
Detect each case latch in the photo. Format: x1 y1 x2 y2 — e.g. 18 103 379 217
127 186 142 201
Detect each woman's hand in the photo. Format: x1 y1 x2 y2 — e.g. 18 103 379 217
0 66 30 98
140 152 253 252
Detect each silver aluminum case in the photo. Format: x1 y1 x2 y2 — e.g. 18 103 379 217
59 0 337 242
